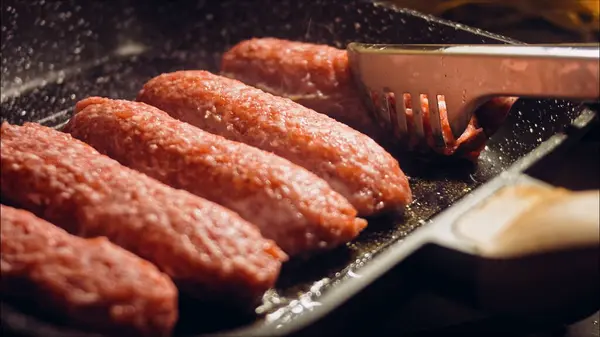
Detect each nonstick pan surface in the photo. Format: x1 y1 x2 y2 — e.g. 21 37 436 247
1 1 595 336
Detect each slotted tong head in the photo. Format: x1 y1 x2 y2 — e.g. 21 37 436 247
347 43 600 147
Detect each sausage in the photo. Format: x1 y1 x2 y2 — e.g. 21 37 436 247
1 204 178 337
65 97 366 256
221 37 385 142
137 71 412 216
220 38 516 161
0 122 286 304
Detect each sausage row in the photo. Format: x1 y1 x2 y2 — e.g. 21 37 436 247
1 56 414 335
66 97 367 256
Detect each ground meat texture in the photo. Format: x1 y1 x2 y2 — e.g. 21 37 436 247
220 38 516 161
221 37 385 142
65 97 367 256
0 122 286 305
137 71 412 216
0 204 178 337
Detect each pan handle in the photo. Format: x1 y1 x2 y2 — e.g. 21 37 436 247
414 184 600 323
454 186 599 259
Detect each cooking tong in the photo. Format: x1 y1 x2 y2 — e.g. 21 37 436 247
347 43 600 147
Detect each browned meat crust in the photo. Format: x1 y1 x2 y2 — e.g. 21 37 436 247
65 97 367 256
1 122 286 304
1 204 178 337
220 38 516 161
137 71 412 216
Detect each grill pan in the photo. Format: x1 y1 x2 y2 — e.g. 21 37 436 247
1 1 598 336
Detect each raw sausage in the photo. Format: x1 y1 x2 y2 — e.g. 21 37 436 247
66 97 367 256
0 122 286 304
221 37 384 142
1 204 178 337
137 71 412 216
220 38 517 161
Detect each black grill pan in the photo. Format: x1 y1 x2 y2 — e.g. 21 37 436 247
1 1 598 336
